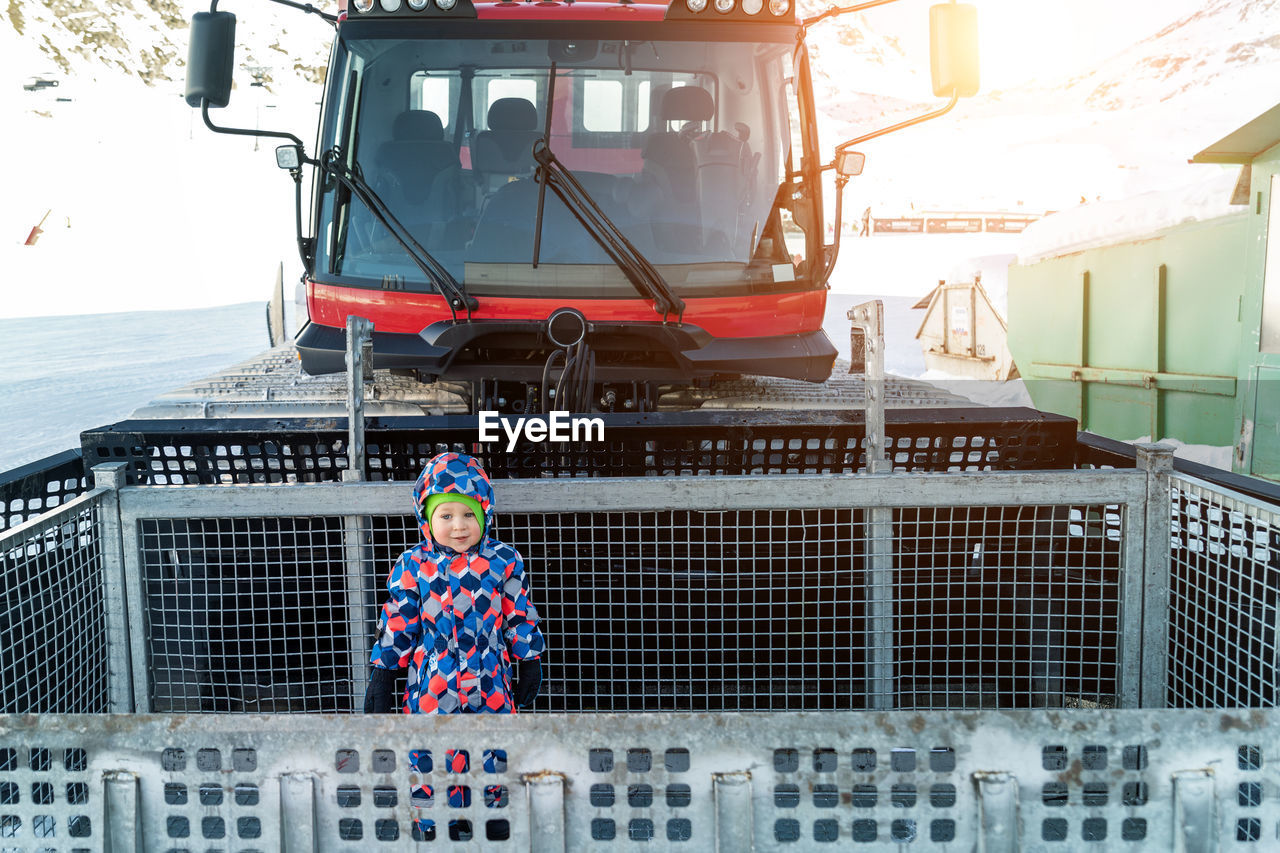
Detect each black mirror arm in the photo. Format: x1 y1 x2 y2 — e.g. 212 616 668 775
823 89 958 173
209 0 337 25
801 0 906 33
201 101 305 148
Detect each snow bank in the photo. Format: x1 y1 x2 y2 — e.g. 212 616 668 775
1017 168 1245 265
1128 436 1233 472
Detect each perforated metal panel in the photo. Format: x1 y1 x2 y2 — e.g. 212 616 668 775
81 409 1078 485
0 449 87 533
0 710 1276 851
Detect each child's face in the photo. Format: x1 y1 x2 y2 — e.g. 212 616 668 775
429 501 482 553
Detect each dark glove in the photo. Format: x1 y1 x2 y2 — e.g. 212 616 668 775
363 667 399 714
513 658 542 709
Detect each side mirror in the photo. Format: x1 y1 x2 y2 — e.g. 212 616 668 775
185 11 237 108
929 3 979 98
276 144 303 170
835 150 865 177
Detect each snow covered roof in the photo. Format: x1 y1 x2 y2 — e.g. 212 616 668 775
1193 102 1280 164
1015 169 1245 266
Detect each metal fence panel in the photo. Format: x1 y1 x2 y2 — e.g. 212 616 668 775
0 708 1276 851
119 474 1143 714
1167 473 1280 708
0 490 110 714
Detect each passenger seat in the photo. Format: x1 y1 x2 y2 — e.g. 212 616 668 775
470 98 543 195
374 109 459 208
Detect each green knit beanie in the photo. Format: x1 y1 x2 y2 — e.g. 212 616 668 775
423 493 485 539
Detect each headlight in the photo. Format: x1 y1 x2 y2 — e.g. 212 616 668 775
742 0 763 13
408 0 429 8
436 0 457 9
379 0 402 10
353 0 374 11
686 0 707 11
714 0 734 12
768 0 789 15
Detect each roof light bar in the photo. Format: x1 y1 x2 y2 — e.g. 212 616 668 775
667 0 792 20
347 0 475 17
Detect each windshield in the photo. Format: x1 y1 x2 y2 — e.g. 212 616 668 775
314 26 804 294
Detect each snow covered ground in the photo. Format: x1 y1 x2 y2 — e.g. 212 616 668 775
3 0 1266 474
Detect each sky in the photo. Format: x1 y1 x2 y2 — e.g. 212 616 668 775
0 0 1264 318
867 0 1204 91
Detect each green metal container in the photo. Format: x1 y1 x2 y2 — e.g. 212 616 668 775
1008 212 1249 447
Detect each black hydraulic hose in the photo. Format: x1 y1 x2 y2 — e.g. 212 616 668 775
578 346 596 412
540 348 565 413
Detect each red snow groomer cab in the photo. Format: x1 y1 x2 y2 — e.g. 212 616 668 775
187 0 978 411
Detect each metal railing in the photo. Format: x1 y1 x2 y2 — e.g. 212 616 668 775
0 487 117 713
103 464 1154 715
1167 471 1280 708
4 448 1280 849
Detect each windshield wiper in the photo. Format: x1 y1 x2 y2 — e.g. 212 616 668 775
322 148 476 318
531 140 685 323
530 66 684 323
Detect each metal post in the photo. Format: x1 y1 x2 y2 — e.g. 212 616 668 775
344 317 376 708
1136 443 1174 708
103 464 152 713
525 772 566 853
866 505 895 709
849 300 895 709
1172 770 1217 853
1078 270 1090 425
847 300 887 474
93 462 135 713
345 315 374 480
342 474 374 708
280 773 318 853
103 770 141 853
713 771 753 852
1152 264 1168 441
974 771 1019 853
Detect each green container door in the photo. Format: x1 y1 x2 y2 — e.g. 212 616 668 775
1237 158 1280 479
1008 213 1248 446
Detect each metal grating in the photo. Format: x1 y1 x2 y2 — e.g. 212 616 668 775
81 409 1078 485
892 504 1125 709
0 492 110 714
141 517 360 713
0 710 1276 850
138 498 1128 714
1167 474 1280 708
0 449 87 533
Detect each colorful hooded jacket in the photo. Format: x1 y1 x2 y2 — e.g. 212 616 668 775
371 453 545 713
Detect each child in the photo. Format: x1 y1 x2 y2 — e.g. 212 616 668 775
364 452 545 714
